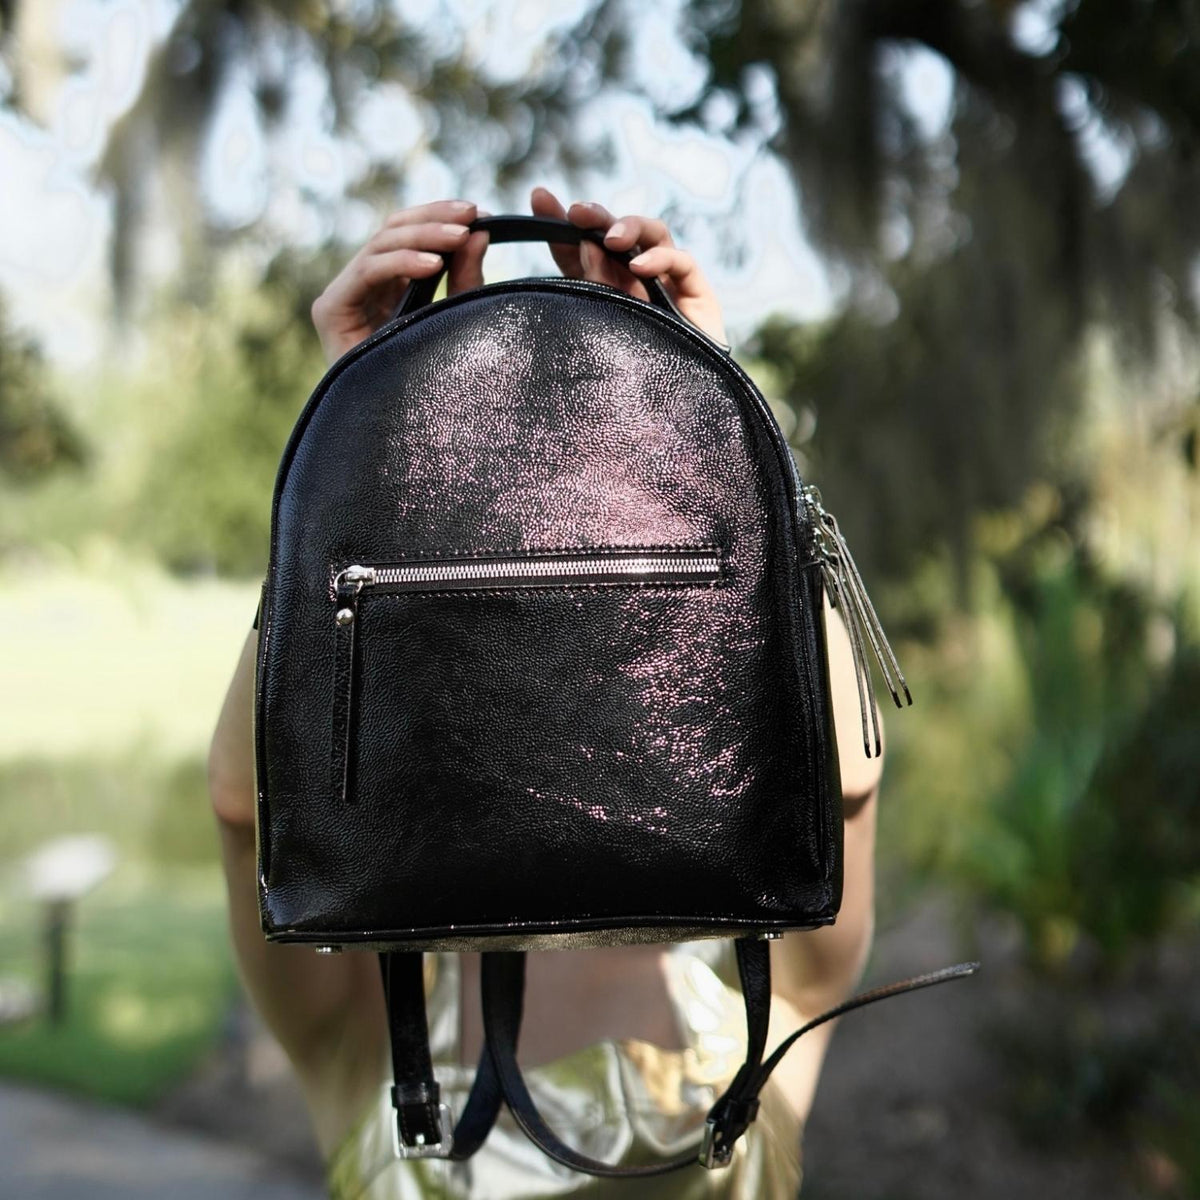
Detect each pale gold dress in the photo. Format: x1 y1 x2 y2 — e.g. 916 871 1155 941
324 940 804 1199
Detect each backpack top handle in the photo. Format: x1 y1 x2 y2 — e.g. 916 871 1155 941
389 213 689 326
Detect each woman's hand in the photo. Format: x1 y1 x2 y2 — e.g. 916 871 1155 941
310 199 490 365
530 186 729 347
310 192 727 363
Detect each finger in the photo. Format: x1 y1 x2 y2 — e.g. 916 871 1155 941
381 199 477 230
577 238 640 293
602 215 674 254
448 220 490 295
566 201 628 290
626 245 708 299
532 186 583 279
367 221 471 256
360 275 407 328
354 248 445 290
566 199 617 231
626 245 727 342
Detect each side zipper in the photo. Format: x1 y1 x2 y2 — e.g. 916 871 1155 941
802 485 913 758
329 548 725 805
331 566 371 805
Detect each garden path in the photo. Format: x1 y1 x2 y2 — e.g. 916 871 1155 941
0 1079 323 1199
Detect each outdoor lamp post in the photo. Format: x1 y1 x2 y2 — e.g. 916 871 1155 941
24 835 116 1026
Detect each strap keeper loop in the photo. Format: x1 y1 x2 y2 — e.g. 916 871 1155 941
386 1083 455 1160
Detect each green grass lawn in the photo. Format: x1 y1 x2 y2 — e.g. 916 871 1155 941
0 865 236 1107
0 555 252 1105
0 556 258 762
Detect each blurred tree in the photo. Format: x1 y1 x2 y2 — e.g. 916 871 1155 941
0 298 86 483
0 0 623 321
5 2 1199 552
670 0 1200 592
1077 641 1200 961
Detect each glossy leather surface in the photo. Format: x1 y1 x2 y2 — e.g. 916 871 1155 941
257 278 843 944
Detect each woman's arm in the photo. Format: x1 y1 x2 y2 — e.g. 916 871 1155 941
766 598 883 1123
208 627 390 1157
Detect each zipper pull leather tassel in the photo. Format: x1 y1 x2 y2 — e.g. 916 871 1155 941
804 487 913 759
819 557 882 758
819 509 912 708
331 566 374 805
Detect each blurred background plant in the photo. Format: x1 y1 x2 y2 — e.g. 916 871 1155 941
0 1 1197 1196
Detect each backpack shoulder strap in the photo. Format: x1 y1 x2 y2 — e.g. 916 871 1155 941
378 951 503 1160
379 942 978 1172
479 940 980 1176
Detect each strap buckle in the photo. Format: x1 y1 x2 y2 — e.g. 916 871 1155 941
386 1086 455 1160
699 1118 734 1170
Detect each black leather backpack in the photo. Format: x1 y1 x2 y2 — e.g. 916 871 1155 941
253 215 977 1176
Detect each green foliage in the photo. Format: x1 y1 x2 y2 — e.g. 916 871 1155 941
0 297 86 483
144 759 222 867
1072 643 1200 962
958 551 1199 974
132 254 332 576
0 751 232 1104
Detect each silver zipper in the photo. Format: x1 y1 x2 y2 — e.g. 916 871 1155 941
802 485 912 758
333 548 724 599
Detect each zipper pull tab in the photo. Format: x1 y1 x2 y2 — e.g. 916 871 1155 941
803 487 913 759
820 553 883 759
331 565 374 805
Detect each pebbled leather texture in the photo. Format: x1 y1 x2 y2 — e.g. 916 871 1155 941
256 277 843 945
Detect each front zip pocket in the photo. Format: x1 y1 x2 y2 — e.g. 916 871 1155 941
330 546 726 805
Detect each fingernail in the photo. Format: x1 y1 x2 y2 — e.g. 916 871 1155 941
605 222 627 241
441 223 468 236
629 252 649 266
449 200 474 212
417 252 442 265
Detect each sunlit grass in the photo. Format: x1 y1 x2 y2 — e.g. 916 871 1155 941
0 552 257 761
